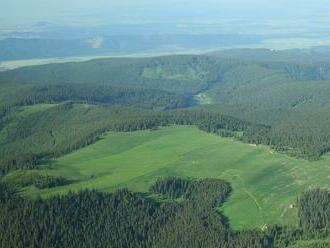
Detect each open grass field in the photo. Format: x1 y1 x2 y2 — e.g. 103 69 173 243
17 125 330 230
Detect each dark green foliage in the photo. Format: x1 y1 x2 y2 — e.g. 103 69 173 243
151 177 270 248
266 226 303 248
265 189 330 248
205 105 330 160
0 179 329 247
0 178 269 248
151 180 330 248
184 178 232 206
149 177 191 198
5 84 193 110
243 124 271 145
3 54 330 161
3 54 330 160
0 55 229 94
0 186 178 248
265 110 330 160
0 183 16 203
298 189 330 231
34 176 69 189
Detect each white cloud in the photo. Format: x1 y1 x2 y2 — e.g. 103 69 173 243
86 37 105 49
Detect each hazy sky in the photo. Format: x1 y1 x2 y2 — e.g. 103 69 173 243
1 0 329 26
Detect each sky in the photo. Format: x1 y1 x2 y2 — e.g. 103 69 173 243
0 0 330 49
0 0 329 26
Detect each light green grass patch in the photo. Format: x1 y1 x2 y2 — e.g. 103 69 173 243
16 104 58 117
2 170 43 187
23 126 330 230
142 65 202 81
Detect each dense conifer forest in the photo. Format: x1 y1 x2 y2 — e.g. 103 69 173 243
2 54 330 160
0 178 329 247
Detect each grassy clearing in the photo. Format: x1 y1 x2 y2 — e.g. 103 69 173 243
142 65 200 81
16 104 58 117
19 125 330 229
1 170 43 187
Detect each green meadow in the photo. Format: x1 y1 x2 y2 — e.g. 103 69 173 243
18 125 330 229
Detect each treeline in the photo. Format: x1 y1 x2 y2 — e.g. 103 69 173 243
264 110 330 160
240 110 330 160
298 188 330 231
0 178 329 247
150 177 191 198
34 175 69 189
103 106 330 161
210 106 330 160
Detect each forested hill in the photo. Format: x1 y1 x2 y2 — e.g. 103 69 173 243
2 53 330 103
2 52 330 160
0 55 228 94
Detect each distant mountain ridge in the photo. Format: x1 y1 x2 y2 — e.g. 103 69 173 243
0 34 260 61
208 46 330 64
